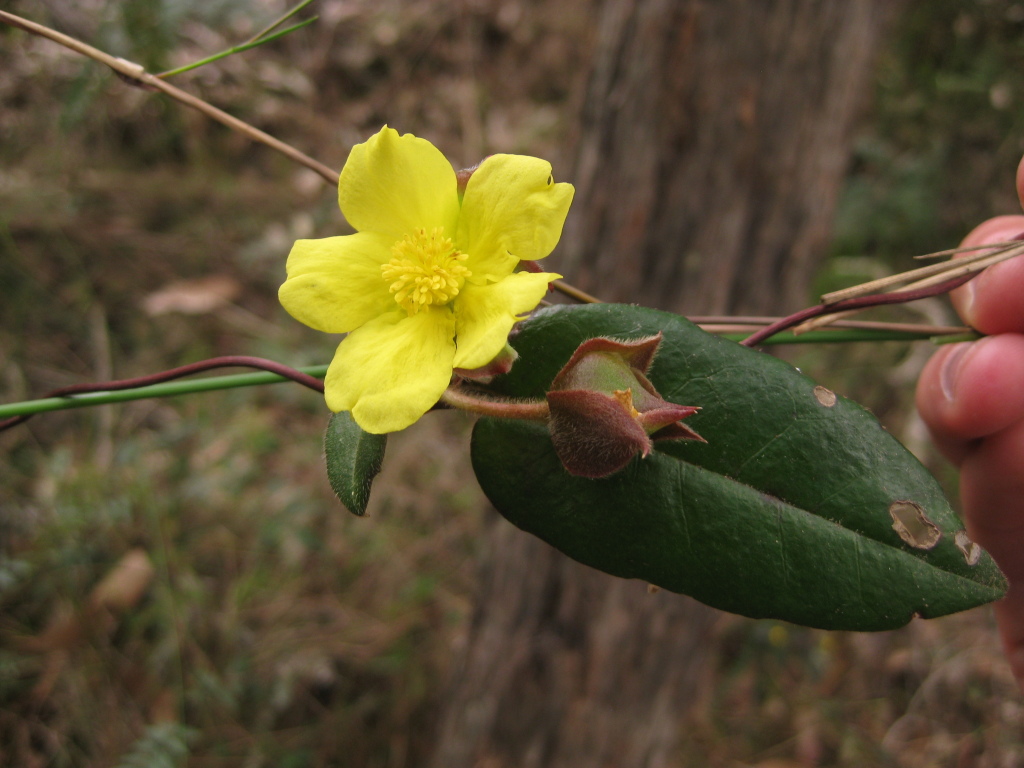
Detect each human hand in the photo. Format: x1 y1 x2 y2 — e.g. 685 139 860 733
916 156 1024 687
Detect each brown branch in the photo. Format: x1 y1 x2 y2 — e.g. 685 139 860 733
0 9 600 305
0 9 340 184
550 280 601 304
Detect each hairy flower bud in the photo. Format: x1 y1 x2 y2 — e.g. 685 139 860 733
546 334 704 478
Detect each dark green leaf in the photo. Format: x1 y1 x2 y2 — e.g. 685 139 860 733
324 412 386 516
471 304 1006 630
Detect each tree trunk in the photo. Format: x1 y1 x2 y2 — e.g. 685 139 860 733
431 1 902 766
563 0 898 316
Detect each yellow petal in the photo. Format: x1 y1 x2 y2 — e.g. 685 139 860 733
452 271 560 370
325 309 457 433
279 232 396 333
338 126 461 240
456 154 574 282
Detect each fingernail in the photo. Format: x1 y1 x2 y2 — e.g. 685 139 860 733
940 343 971 403
959 277 978 328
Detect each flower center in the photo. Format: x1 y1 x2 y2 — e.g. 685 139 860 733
613 389 642 419
381 227 471 315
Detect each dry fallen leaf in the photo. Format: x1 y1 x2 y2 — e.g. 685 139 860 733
88 548 155 611
14 549 154 655
141 275 241 316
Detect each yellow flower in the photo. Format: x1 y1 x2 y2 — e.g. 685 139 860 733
279 126 574 433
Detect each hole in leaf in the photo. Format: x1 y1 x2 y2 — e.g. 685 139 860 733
889 501 942 550
813 386 837 407
954 530 982 565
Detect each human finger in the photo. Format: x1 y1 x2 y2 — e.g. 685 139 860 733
1016 153 1024 210
959 418 1024 687
916 334 1024 465
948 215 1024 334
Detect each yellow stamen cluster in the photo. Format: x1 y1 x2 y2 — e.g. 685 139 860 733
613 388 641 419
381 227 471 315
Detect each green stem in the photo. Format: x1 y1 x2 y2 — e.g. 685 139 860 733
931 331 983 345
0 327 979 426
720 328 949 345
157 17 318 78
245 0 317 45
0 365 328 420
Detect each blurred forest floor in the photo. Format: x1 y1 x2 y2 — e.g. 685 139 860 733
2 0 1024 766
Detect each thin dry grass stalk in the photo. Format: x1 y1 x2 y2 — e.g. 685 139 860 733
793 240 1024 334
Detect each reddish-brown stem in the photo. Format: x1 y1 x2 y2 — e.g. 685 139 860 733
739 273 978 348
441 385 550 421
47 356 324 395
0 356 324 433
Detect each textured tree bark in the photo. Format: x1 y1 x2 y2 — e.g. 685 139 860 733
563 0 900 316
431 1 902 766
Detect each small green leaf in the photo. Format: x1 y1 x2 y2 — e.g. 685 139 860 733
471 304 1007 631
324 412 386 516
